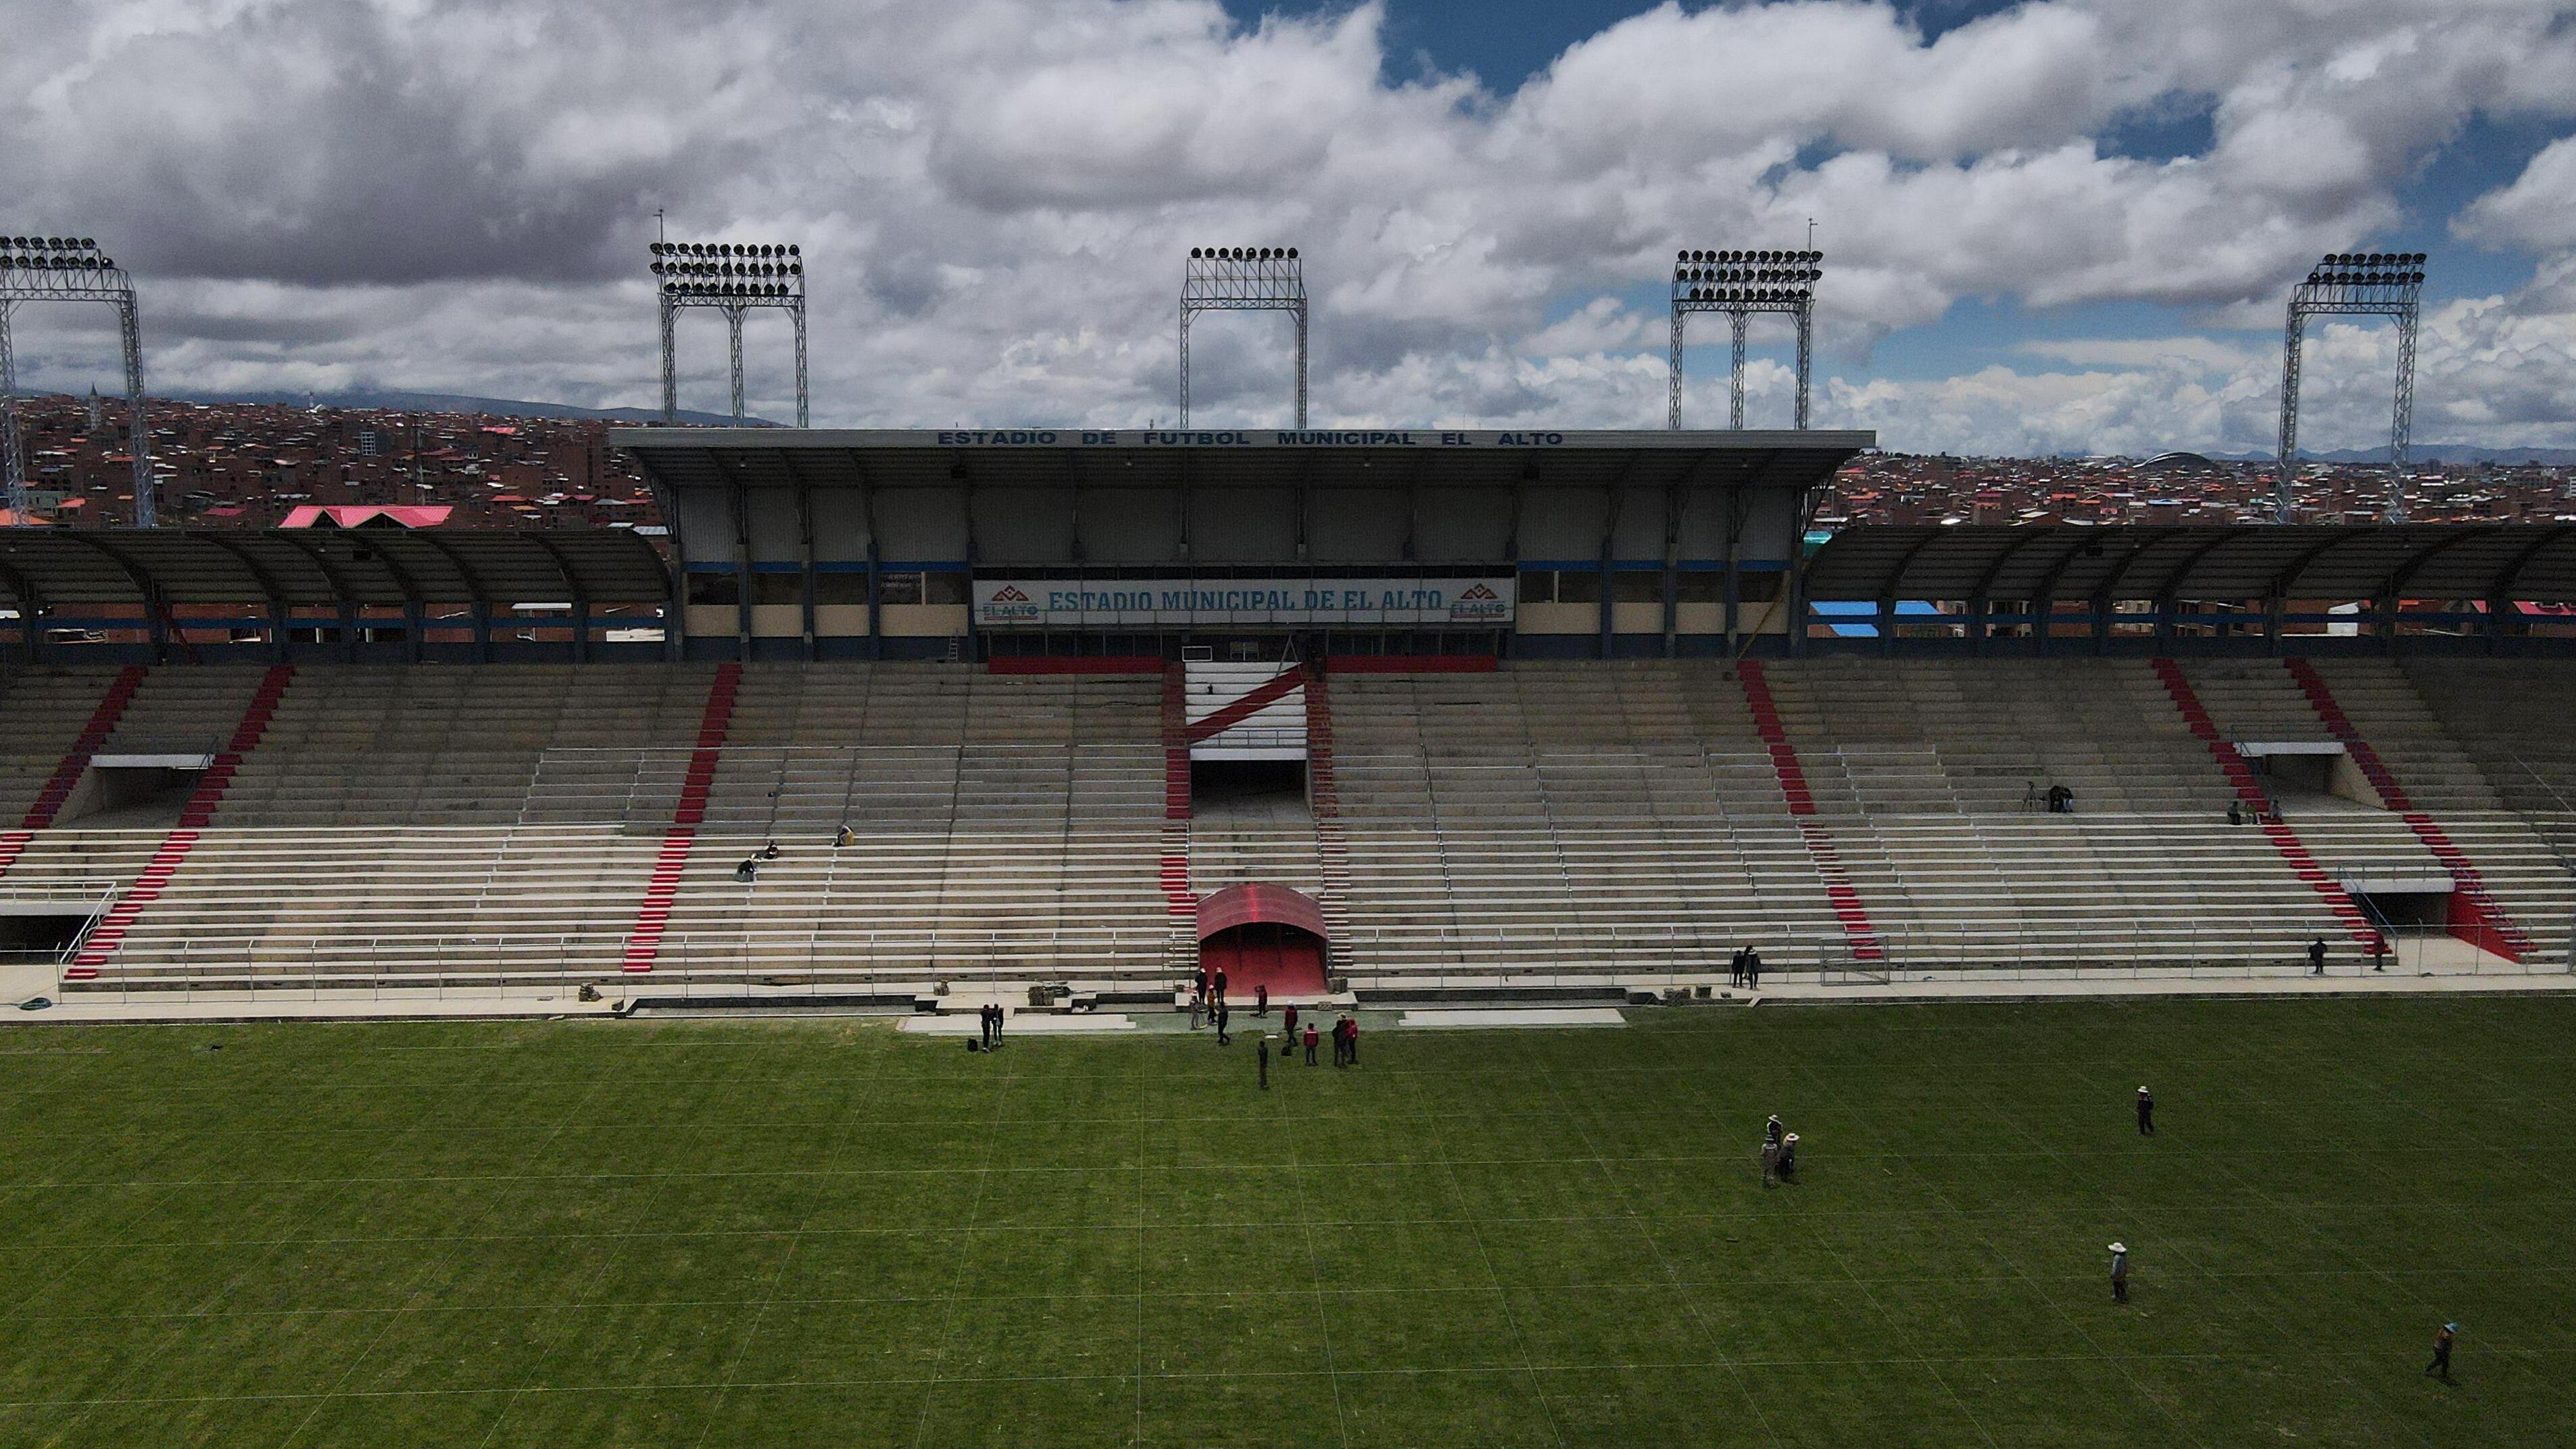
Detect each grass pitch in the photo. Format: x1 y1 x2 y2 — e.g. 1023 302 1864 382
1 996 2569 1447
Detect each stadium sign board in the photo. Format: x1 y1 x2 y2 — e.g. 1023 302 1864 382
975 577 1516 628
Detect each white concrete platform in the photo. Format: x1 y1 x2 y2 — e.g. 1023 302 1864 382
1735 969 2576 1005
900 1012 1139 1035
5 989 618 1024
1398 1007 1629 1029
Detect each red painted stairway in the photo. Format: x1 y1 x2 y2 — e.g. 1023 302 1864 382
619 663 742 972
1736 661 1884 962
2149 659 2381 953
2282 658 2530 961
1159 664 1195 919
65 665 296 978
1303 663 1351 952
1184 664 1308 744
0 665 148 879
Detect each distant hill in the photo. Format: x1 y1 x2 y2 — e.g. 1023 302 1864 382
168 387 781 428
2208 445 2576 467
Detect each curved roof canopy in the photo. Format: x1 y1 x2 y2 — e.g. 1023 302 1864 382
1804 523 2576 603
0 529 670 612
1195 882 1330 943
614 427 1876 496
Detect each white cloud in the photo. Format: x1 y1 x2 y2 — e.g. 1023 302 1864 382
2016 337 2264 374
2 0 2575 452
2456 135 2576 251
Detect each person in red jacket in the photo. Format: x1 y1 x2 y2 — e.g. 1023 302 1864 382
1302 1022 1320 1065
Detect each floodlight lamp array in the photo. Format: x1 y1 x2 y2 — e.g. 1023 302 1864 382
0 236 120 275
1188 246 1298 262
1672 248 1822 306
648 241 804 301
2303 251 2426 289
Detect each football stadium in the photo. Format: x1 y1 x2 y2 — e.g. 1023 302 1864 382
1 424 2573 1445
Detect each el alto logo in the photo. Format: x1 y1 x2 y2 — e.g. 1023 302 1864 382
981 584 1040 619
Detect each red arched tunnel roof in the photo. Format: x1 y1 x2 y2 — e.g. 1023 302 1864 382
1194 882 1329 943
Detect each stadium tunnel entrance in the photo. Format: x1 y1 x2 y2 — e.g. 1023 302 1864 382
57 754 214 828
1190 757 1307 808
1196 882 1330 1000
0 899 110 983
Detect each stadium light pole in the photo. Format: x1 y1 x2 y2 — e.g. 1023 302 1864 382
1179 246 1307 428
0 235 155 525
1669 249 1821 431
2275 251 2425 523
650 239 809 427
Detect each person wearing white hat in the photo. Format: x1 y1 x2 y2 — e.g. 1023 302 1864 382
2425 1323 2456 1381
2136 1087 2155 1136
2108 1242 2130 1304
1777 1133 1799 1182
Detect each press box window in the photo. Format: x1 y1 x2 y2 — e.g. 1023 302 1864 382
877 572 969 606
813 573 870 605
750 573 802 605
1678 571 1725 603
1517 569 1557 604
1738 573 1784 602
1611 571 1662 604
685 572 740 605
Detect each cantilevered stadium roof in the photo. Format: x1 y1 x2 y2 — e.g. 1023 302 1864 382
0 528 671 611
614 427 1878 493
1805 523 2576 603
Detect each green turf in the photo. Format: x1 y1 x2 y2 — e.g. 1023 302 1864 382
1 997 2570 1447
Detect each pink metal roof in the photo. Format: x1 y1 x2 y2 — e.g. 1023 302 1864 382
278 504 454 529
1195 882 1329 943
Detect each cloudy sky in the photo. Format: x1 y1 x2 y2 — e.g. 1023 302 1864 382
7 0 2576 456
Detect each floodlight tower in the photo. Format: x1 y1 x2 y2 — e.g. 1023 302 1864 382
1179 246 1307 428
2275 251 2425 523
648 239 808 426
1670 249 1821 431
0 235 155 525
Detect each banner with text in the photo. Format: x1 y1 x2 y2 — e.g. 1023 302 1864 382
975 577 1516 629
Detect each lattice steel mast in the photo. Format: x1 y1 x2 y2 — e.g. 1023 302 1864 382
1669 248 1820 431
650 239 808 426
0 235 155 524
1179 246 1307 428
2275 250 2424 523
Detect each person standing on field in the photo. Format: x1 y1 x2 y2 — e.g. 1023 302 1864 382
2135 1087 2155 1136
1303 1021 1320 1066
2425 1323 2456 1382
2108 1242 2130 1304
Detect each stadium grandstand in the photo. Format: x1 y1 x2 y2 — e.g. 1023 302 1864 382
0 427 2571 1013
